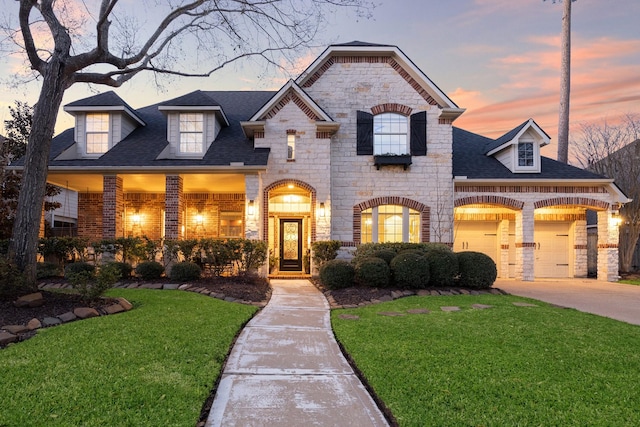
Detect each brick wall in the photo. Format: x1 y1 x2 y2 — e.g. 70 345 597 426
77 193 103 239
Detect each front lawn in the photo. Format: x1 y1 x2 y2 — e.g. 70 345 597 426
332 294 640 426
0 288 257 426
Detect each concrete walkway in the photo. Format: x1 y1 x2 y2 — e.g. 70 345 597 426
496 278 640 326
205 279 389 427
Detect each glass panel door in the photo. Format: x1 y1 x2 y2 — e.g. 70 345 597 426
279 219 302 271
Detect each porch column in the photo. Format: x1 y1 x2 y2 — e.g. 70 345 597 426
574 218 588 278
165 175 183 239
103 175 123 239
597 209 620 282
515 203 535 281
244 174 262 241
499 219 510 278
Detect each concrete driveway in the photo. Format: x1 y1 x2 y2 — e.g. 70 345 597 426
495 278 640 326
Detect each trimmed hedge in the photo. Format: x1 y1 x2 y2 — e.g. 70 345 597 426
170 262 202 282
135 261 165 280
371 249 397 266
355 257 390 288
390 252 430 289
319 259 355 290
425 250 459 287
456 251 497 289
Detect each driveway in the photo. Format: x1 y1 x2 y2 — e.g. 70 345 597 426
495 278 640 326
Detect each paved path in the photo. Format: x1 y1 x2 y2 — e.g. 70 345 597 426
496 278 640 326
205 279 389 427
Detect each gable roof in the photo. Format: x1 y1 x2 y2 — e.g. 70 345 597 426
484 119 550 155
453 127 608 180
158 90 229 126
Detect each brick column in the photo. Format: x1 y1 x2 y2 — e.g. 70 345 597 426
574 218 588 278
597 210 620 282
499 219 510 278
165 175 184 239
515 203 535 281
103 175 123 239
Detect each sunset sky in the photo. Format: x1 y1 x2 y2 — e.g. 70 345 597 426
1 0 639 162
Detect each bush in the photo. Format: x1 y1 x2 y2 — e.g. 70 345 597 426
390 252 430 289
355 256 390 288
199 238 240 277
311 240 342 268
425 250 459 287
239 239 268 276
105 261 133 280
169 262 202 282
319 260 355 290
371 249 396 266
135 261 165 280
37 262 62 279
0 258 30 299
456 251 497 289
67 262 119 301
64 262 95 279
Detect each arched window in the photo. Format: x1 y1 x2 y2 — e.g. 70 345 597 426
373 113 408 155
361 205 420 243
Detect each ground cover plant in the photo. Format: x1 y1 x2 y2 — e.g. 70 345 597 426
0 288 257 426
332 294 640 426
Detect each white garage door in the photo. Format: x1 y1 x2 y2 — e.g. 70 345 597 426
534 222 571 278
454 221 498 266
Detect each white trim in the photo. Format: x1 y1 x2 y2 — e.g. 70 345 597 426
64 105 146 126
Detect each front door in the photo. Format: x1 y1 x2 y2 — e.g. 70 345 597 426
279 219 303 271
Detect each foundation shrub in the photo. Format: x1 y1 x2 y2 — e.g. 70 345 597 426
311 240 342 269
64 262 95 279
371 249 396 266
135 261 165 280
319 259 355 290
0 258 30 299
105 261 133 280
169 262 202 282
67 262 119 301
425 250 459 287
390 252 430 289
355 256 390 288
239 239 268 276
37 261 62 279
456 251 497 289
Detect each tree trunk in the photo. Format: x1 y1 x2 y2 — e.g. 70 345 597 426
618 223 640 273
557 0 571 163
9 62 69 286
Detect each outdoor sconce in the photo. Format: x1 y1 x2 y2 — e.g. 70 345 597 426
248 200 255 216
319 202 326 217
131 213 141 226
610 210 622 227
195 214 204 226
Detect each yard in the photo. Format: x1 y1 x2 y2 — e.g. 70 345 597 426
332 293 640 426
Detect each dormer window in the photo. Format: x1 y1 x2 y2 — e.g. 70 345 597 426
179 113 204 154
374 113 408 155
518 140 534 167
86 113 110 154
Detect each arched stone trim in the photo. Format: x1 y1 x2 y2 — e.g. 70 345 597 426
353 196 430 244
262 179 317 242
454 195 524 210
370 103 413 116
261 91 320 121
534 197 610 210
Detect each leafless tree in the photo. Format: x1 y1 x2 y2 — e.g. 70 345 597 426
1 0 373 285
572 114 640 272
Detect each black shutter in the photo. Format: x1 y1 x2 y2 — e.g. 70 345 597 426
410 111 427 156
356 111 374 155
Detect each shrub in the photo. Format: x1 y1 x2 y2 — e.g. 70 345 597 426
170 262 202 282
371 249 396 266
355 256 390 288
0 258 30 299
135 261 165 280
64 262 95 279
311 240 342 268
177 239 199 263
456 251 497 289
37 262 62 279
200 238 240 277
105 261 133 280
319 259 355 290
390 252 430 289
425 250 459 287
239 239 268 276
67 262 119 301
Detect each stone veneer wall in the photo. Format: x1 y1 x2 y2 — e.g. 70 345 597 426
300 59 454 245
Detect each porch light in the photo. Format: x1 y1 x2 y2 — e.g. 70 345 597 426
610 210 622 227
248 200 255 216
131 213 141 225
195 214 204 225
319 202 325 217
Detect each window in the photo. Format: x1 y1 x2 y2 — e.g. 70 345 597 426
518 141 534 167
287 134 296 160
220 211 243 237
179 113 204 153
86 113 109 154
361 205 420 243
374 113 408 155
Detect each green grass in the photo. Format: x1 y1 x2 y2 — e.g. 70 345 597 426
619 279 640 286
0 289 257 427
332 294 640 427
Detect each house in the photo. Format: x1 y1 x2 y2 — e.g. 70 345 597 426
29 41 628 281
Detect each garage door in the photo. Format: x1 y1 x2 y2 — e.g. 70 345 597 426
534 222 571 278
454 221 498 266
